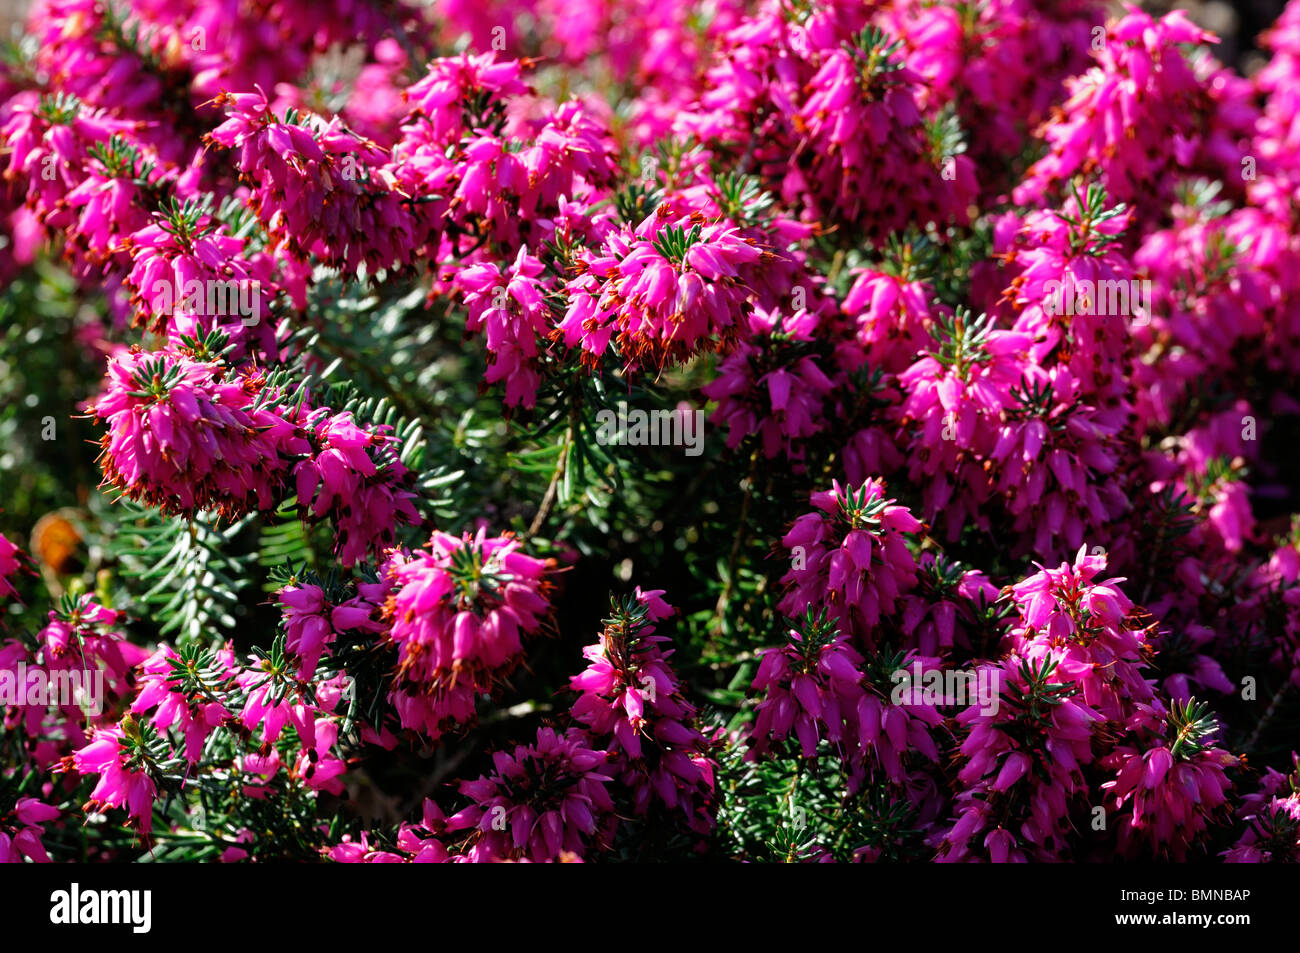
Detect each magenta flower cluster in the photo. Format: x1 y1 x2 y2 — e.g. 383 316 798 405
2 0 1300 866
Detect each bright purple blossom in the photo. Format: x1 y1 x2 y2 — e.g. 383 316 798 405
750 614 866 761
1 796 60 864
451 245 554 408
778 479 922 646
293 410 419 567
90 348 305 519
702 306 837 463
569 589 716 834
559 209 765 371
382 529 552 739
445 726 614 862
67 723 158 834
1014 7 1256 224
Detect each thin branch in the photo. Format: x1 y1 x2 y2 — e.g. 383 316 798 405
527 418 573 539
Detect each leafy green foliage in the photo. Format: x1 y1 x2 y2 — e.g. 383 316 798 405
106 503 255 645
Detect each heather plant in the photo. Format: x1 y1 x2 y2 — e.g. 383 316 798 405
1 0 1299 866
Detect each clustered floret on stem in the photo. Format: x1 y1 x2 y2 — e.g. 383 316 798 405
2 0 1300 864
